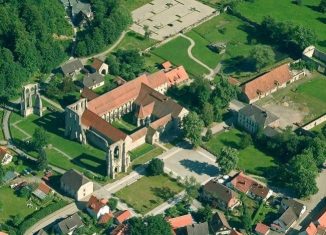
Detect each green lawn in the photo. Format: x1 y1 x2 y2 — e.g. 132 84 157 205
131 147 164 169
186 14 287 81
10 111 107 176
115 174 183 214
115 31 157 51
121 0 152 11
0 187 35 223
0 110 5 140
129 143 155 161
152 36 209 77
111 113 138 134
204 128 277 176
237 0 326 51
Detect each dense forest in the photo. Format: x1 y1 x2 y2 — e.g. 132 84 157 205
75 0 132 56
0 0 72 99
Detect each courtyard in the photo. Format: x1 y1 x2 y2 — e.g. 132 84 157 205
130 0 216 41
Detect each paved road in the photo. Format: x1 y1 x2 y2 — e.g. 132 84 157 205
179 33 215 80
24 203 79 235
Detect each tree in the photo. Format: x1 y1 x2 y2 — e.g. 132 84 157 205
202 103 214 127
204 128 213 142
128 215 172 235
143 25 152 39
239 133 252 149
193 206 213 223
307 137 326 168
37 148 48 171
18 186 31 198
319 0 326 13
12 214 23 227
212 77 238 109
242 204 253 232
147 158 164 176
250 45 275 71
0 165 4 185
108 198 118 210
32 127 49 150
217 147 239 174
183 112 204 148
184 176 200 202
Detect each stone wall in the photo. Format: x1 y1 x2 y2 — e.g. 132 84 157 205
302 114 326 130
86 129 108 151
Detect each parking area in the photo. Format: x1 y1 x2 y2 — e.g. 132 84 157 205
162 147 219 184
130 0 216 40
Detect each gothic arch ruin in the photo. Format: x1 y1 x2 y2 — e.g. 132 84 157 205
20 83 43 117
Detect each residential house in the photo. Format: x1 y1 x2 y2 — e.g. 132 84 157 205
60 169 93 201
60 0 93 25
237 104 279 135
168 214 194 230
82 73 105 90
0 147 13 165
99 212 114 224
299 204 326 235
87 195 110 219
255 223 270 235
91 58 109 75
202 180 240 211
242 63 303 103
230 229 243 235
114 210 132 224
36 229 48 235
3 171 18 183
60 59 83 77
271 198 306 233
32 182 52 200
54 213 83 235
110 224 128 235
177 222 210 235
228 172 273 201
209 212 232 235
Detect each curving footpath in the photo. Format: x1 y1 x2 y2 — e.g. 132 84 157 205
179 33 215 80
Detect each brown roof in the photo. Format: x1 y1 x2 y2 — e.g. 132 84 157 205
110 224 128 235
129 127 147 141
92 58 105 71
87 195 107 214
115 210 132 224
228 77 240 86
242 64 291 101
162 61 172 69
87 72 168 116
137 102 155 119
203 180 237 205
230 229 243 235
209 212 231 233
37 182 51 195
165 66 189 86
255 223 270 235
281 198 305 217
81 109 127 142
149 114 172 130
99 212 113 224
81 87 99 101
0 147 9 162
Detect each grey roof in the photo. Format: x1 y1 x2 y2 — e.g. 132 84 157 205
239 104 279 128
32 189 47 200
3 171 18 182
61 59 83 76
83 73 104 88
69 0 92 16
57 213 83 234
36 229 48 235
278 207 298 227
186 223 209 235
281 198 305 217
60 169 90 192
209 212 231 233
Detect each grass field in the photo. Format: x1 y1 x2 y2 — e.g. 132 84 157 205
0 187 35 223
237 0 326 51
152 36 209 77
111 113 138 134
129 143 155 161
131 147 164 169
115 174 183 214
115 31 157 51
204 128 277 176
122 0 152 11
10 111 107 176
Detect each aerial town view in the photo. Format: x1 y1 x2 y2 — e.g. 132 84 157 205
1 0 326 234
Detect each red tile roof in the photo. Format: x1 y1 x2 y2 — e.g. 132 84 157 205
168 214 193 230
242 64 291 101
37 182 51 195
99 212 113 224
255 223 270 235
81 109 127 142
81 87 99 101
165 66 189 86
115 210 132 224
305 223 318 235
318 209 326 227
230 229 243 235
162 61 172 69
149 114 172 130
87 195 107 214
92 58 105 71
129 127 147 142
138 102 155 119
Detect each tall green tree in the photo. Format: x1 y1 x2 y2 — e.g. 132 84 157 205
319 0 326 13
32 127 49 150
37 148 48 171
202 103 214 127
250 45 275 71
183 112 204 148
184 176 200 202
217 147 239 174
146 158 164 176
128 215 172 235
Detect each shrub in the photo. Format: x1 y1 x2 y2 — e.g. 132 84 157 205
146 158 164 176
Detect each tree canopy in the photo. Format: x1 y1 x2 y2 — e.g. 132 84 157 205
37 148 48 171
319 0 326 12
217 147 239 175
0 0 72 99
32 127 49 150
182 112 204 147
250 45 275 71
128 215 172 235
146 158 164 176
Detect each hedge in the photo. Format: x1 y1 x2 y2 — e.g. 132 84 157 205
18 200 67 234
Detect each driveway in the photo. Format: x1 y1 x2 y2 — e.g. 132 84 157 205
162 147 219 184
